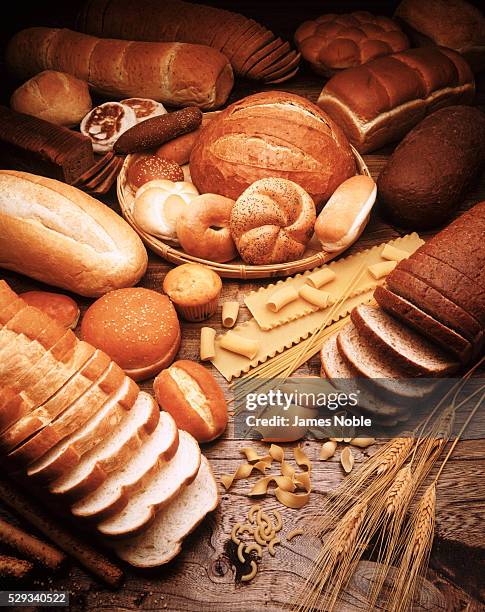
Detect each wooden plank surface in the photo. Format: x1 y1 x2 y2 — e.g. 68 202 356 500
1 73 484 611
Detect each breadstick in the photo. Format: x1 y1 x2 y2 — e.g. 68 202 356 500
0 478 124 588
298 285 331 309
200 327 216 361
368 260 397 279
0 553 33 579
267 286 299 312
219 332 259 359
222 301 240 328
0 516 65 570
306 268 336 288
381 244 409 262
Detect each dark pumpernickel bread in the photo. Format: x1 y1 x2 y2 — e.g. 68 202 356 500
399 251 485 327
351 304 459 376
374 285 473 363
378 106 485 230
336 322 436 400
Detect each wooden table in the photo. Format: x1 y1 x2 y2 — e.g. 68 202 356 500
1 73 484 611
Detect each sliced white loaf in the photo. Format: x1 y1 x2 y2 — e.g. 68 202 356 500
71 412 178 522
113 456 218 567
49 391 159 501
98 430 201 538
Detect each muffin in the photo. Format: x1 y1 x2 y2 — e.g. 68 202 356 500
163 264 222 321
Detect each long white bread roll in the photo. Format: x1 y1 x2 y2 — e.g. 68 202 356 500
6 28 234 110
0 171 147 297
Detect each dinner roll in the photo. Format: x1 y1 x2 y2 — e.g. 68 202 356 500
20 291 80 329
127 155 184 190
81 287 181 381
230 178 316 265
153 360 228 442
10 70 92 127
133 180 199 243
176 193 237 262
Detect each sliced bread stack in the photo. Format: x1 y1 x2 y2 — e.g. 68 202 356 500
0 280 218 566
78 0 300 83
321 203 485 414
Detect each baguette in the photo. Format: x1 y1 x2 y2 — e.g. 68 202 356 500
0 553 33 579
317 47 475 153
0 171 147 297
6 28 233 110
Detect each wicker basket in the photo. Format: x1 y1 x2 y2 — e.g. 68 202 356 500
117 146 371 279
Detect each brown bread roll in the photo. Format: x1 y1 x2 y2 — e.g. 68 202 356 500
378 106 485 230
114 107 203 154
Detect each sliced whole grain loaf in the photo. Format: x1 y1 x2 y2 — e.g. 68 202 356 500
98 430 201 538
49 391 159 501
386 268 483 344
337 322 436 400
374 285 473 363
71 413 179 522
351 304 459 377
399 251 485 327
27 377 140 483
6 361 133 466
320 334 408 423
112 455 218 567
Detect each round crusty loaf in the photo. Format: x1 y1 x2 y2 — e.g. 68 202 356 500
10 70 92 127
189 91 356 208
0 171 147 297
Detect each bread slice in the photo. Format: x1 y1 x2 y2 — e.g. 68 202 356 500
351 304 459 377
0 280 19 311
71 412 178 522
320 334 407 423
113 455 218 567
49 391 159 501
387 268 483 344
337 322 436 400
98 430 201 538
0 347 106 454
0 390 32 434
7 362 132 466
0 297 26 327
27 377 139 483
375 285 473 363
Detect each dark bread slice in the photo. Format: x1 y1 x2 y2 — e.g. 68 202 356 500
399 251 485 327
351 304 459 376
374 285 473 363
337 322 436 400
387 269 483 345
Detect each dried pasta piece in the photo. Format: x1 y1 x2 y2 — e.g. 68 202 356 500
368 260 397 280
298 285 331 309
260 525 276 542
267 286 299 312
237 542 246 563
239 524 254 536
320 440 337 459
253 527 267 546
200 327 216 361
293 471 311 491
286 528 303 541
222 301 240 328
293 446 312 471
381 244 409 262
221 462 254 490
340 447 355 473
269 444 285 462
240 448 273 464
253 460 272 474
306 267 336 289
350 437 375 448
248 504 261 524
245 543 262 558
219 332 259 360
231 523 242 545
268 537 281 556
272 510 282 532
241 560 258 582
281 461 296 479
275 487 311 509
248 475 295 496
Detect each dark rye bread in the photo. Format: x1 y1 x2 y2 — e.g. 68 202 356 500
0 106 95 184
351 304 459 376
398 251 485 327
374 285 473 363
387 268 483 346
320 334 408 424
337 322 436 400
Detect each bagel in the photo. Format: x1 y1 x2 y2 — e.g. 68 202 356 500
176 194 237 263
230 178 316 265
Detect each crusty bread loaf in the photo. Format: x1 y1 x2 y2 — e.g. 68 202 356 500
317 47 475 153
6 28 234 110
395 0 485 72
0 171 147 297
112 455 218 567
378 106 485 229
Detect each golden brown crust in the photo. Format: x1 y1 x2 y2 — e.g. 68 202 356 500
163 264 222 308
20 291 80 329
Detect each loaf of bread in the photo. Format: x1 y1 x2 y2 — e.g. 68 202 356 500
0 171 147 296
0 106 95 184
395 0 485 72
378 106 485 230
10 70 92 127
190 91 356 208
317 47 475 153
78 0 299 83
6 28 234 110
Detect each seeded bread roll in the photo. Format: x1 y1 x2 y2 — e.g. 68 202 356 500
114 107 203 154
